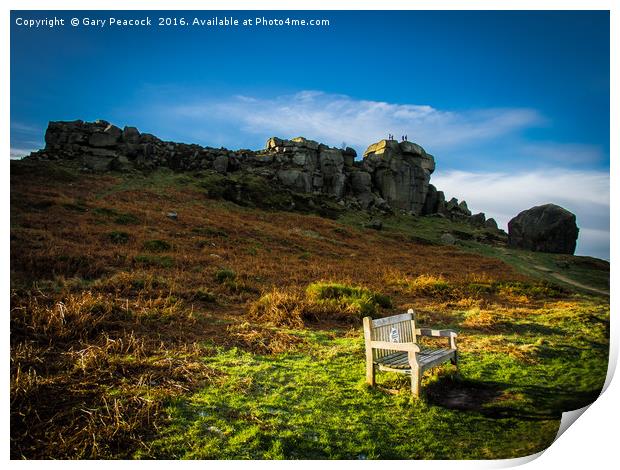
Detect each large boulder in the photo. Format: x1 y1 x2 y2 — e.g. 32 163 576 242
362 139 435 215
508 203 579 254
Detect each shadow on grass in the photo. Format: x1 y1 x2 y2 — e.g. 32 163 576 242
425 375 601 421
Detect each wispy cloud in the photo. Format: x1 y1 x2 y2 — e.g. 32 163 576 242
11 122 42 134
164 90 544 153
519 142 605 165
11 121 44 157
432 169 609 259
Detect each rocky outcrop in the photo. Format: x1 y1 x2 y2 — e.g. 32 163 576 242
39 119 249 173
262 136 347 199
28 119 508 233
508 204 579 254
29 120 444 216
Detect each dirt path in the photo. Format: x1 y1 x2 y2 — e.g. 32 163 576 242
550 272 610 296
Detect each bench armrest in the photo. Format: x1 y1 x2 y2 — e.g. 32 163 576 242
370 341 420 353
416 328 457 338
416 328 458 350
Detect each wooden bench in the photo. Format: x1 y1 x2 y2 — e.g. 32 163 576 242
363 309 458 396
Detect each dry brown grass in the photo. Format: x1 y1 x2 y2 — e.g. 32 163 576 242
9 288 219 459
226 322 307 355
247 288 356 326
248 289 307 327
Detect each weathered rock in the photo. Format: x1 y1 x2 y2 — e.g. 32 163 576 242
319 149 345 198
266 137 284 149
398 141 426 156
440 233 457 245
277 169 310 192
442 196 472 220
485 218 499 230
88 148 117 157
104 124 122 140
343 147 357 167
291 136 319 150
350 170 372 194
422 184 446 215
365 219 383 230
89 132 118 147
140 133 159 144
363 139 435 215
363 139 400 157
458 201 471 216
111 155 133 172
82 155 113 171
508 203 579 254
469 212 486 227
122 126 141 144
213 155 229 174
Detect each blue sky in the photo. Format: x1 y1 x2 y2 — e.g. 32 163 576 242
10 10 610 259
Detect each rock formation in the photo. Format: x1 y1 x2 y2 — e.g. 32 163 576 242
508 204 579 254
27 119 501 230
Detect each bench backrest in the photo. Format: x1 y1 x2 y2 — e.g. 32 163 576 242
363 309 417 361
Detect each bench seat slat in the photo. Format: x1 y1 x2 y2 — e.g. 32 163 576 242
374 348 453 370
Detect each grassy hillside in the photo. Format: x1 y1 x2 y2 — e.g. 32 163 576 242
10 161 609 459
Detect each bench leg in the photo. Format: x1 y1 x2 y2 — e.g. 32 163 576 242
451 351 458 366
366 362 375 387
410 368 421 397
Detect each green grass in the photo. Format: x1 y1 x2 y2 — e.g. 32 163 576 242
215 268 237 283
306 282 392 317
142 296 608 460
138 286 608 460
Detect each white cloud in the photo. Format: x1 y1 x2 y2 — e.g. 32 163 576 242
432 169 610 259
10 148 34 160
168 90 543 153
